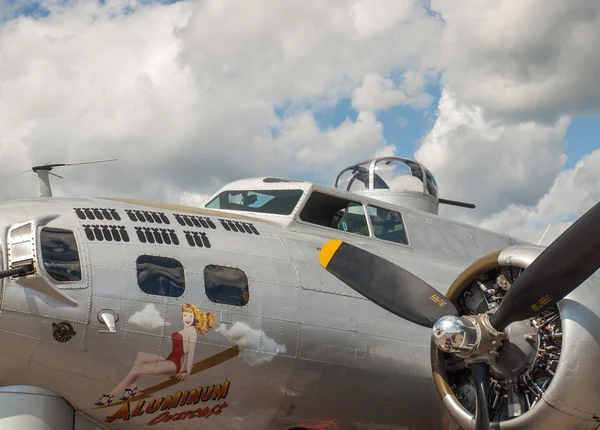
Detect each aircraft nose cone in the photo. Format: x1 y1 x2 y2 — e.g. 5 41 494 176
432 315 478 354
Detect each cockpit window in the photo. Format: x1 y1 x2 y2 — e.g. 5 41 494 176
40 228 82 282
367 205 409 245
299 191 369 237
205 189 303 215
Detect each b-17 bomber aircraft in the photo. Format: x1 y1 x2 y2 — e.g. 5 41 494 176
0 156 598 430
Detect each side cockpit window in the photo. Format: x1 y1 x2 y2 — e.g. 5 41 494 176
367 205 409 245
299 191 369 237
137 255 185 297
40 228 82 282
204 265 249 306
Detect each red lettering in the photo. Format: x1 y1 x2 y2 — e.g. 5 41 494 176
201 385 214 402
161 392 183 410
145 397 164 414
212 381 230 400
192 407 209 418
179 391 189 406
147 411 170 426
205 403 223 419
173 411 192 421
214 402 229 416
132 400 146 417
105 403 130 423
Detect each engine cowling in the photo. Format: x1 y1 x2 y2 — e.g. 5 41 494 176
431 245 600 429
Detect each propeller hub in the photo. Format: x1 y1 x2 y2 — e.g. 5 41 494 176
432 315 478 354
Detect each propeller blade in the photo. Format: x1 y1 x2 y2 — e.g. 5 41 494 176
319 240 458 328
490 201 600 331
471 362 491 430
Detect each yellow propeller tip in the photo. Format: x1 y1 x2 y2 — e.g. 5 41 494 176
319 239 343 268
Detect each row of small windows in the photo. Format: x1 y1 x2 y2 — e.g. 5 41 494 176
299 191 409 245
75 207 226 230
136 256 249 306
38 229 249 307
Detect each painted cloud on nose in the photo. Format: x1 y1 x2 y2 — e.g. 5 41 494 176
128 303 170 330
216 322 286 365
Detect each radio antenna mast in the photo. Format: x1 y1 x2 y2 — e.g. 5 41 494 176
22 158 117 197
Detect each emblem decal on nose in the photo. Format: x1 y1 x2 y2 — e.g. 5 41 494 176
52 322 77 343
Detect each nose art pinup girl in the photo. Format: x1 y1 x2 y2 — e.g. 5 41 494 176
95 303 215 406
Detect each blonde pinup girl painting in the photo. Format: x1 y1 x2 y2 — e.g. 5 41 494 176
95 303 216 406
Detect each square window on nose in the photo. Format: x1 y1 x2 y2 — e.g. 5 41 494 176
40 228 82 282
204 265 249 306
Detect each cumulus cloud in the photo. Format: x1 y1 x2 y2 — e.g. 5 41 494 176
416 91 570 222
128 303 169 330
352 72 433 111
411 1 600 244
479 148 600 244
179 192 211 207
0 0 444 202
216 322 286 366
431 0 600 123
2 0 599 251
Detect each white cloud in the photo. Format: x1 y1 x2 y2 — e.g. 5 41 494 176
216 322 286 365
431 0 600 122
412 1 600 244
479 148 600 244
128 303 169 330
416 91 570 221
0 0 442 202
352 72 433 111
2 0 600 253
179 192 211 207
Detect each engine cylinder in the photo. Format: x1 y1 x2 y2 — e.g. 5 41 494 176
432 246 600 429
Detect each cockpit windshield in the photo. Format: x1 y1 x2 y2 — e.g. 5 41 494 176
205 189 304 215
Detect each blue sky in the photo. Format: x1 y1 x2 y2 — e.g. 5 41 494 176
313 97 438 161
3 0 600 243
5 0 598 177
564 116 600 169
313 90 600 172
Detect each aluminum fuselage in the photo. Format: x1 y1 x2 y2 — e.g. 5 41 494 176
0 194 597 430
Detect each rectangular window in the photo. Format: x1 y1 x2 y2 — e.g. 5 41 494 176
40 228 82 282
136 255 185 297
366 205 409 245
205 189 304 215
299 191 369 237
204 265 249 306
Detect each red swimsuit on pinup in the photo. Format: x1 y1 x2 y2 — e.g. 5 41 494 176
165 332 184 373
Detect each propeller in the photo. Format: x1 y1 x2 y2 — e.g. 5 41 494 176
319 239 459 328
319 200 600 430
